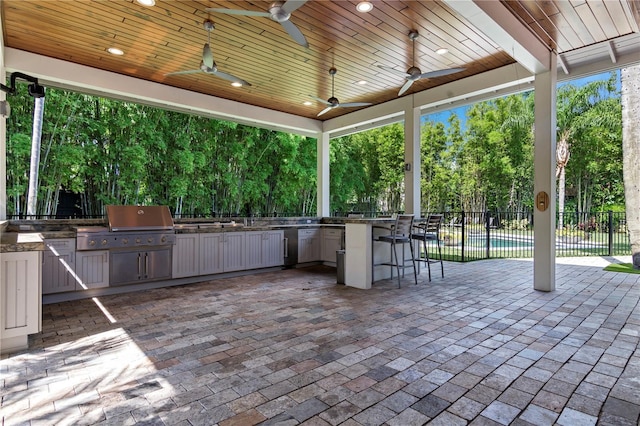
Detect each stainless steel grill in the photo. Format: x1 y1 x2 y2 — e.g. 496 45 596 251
76 205 176 286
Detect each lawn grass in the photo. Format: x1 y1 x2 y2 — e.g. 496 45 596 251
603 263 640 274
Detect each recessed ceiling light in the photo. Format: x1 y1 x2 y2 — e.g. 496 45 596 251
136 0 155 6
107 47 124 56
436 48 449 55
303 101 313 106
231 82 243 87
356 1 373 13
357 80 367 85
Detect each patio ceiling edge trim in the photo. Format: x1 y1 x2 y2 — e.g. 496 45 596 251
443 0 551 73
3 48 323 138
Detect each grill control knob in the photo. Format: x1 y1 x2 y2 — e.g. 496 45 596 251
89 240 96 247
101 239 108 246
136 238 141 244
122 238 128 245
148 237 154 244
161 236 167 243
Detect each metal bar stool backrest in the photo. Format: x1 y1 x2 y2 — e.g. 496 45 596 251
424 214 443 235
411 214 444 281
394 214 414 239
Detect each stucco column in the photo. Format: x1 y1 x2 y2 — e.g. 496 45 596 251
316 131 330 217
533 53 557 291
404 105 420 216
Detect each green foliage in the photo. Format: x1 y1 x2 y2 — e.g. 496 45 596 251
6 86 317 217
5 74 624 219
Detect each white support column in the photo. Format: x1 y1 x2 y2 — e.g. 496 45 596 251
0 16 6 220
404 106 421 215
533 53 557 292
316 132 330 217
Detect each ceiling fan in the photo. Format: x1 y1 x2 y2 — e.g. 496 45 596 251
206 1 309 48
378 30 465 96
312 68 372 117
165 20 251 87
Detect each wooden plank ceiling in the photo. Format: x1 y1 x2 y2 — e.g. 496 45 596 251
2 0 639 120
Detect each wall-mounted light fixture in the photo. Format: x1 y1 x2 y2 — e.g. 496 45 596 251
404 163 411 172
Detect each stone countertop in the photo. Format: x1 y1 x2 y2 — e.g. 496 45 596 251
0 232 46 252
0 217 349 250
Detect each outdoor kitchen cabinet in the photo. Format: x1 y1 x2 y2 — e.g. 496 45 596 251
321 228 343 263
245 230 284 269
75 250 109 289
1 251 42 354
42 238 77 294
173 234 200 278
298 228 321 263
200 232 246 274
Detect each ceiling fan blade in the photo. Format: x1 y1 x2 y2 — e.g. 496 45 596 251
211 70 252 86
398 79 414 96
202 43 214 69
280 20 309 48
378 65 411 77
281 0 308 14
205 8 270 17
317 106 334 116
418 67 466 79
339 102 372 108
165 69 201 76
311 96 332 106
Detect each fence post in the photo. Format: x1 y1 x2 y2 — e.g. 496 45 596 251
485 211 491 259
461 211 466 262
608 210 613 256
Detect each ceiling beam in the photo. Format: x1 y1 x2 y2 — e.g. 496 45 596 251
3 48 322 138
443 0 551 74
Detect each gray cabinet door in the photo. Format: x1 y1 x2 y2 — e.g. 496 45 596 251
263 231 284 267
298 229 320 263
245 231 264 269
75 250 109 289
200 233 224 275
173 234 200 278
223 233 246 272
42 239 76 294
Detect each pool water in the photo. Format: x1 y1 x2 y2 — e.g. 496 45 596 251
467 236 534 248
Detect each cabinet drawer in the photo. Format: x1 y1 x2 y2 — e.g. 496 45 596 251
299 228 320 237
323 228 343 237
45 238 76 250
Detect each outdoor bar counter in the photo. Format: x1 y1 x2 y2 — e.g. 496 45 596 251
343 217 401 289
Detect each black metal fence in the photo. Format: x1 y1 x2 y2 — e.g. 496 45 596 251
334 209 631 261
427 210 631 262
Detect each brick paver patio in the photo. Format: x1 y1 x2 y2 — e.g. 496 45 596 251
2 256 639 425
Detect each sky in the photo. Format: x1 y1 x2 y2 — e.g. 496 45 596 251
422 71 618 131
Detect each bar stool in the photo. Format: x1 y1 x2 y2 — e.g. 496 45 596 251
372 214 418 288
411 214 444 282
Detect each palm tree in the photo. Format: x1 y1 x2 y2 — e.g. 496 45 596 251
621 64 640 269
555 77 618 229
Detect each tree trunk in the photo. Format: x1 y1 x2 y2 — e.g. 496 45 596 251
26 95 45 218
621 65 640 269
556 134 570 230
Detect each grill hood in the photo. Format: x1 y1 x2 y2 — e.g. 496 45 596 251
106 205 174 232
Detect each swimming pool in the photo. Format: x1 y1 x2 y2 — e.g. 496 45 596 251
467 235 534 248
